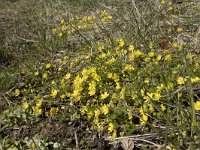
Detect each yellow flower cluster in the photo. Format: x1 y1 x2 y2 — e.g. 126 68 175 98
32 99 43 116
72 75 84 101
15 31 200 140
88 81 96 96
129 50 143 61
52 9 113 37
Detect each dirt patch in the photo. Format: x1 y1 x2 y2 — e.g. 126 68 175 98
1 117 112 149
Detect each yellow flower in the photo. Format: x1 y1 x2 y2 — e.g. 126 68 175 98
59 32 63 37
97 42 104 51
94 108 100 117
129 53 135 61
87 111 93 119
78 25 82 29
65 73 71 80
91 72 101 82
139 107 144 114
131 93 137 100
101 105 109 115
120 87 125 100
127 109 133 120
160 0 165 5
177 77 186 85
148 103 154 112
165 54 172 61
186 54 193 60
30 142 36 149
116 82 121 90
112 130 117 138
51 80 55 85
124 64 134 71
148 51 154 57
168 27 172 33
128 44 134 51
140 114 148 125
73 75 84 95
88 67 96 74
122 49 127 55
50 107 58 116
46 63 51 69
58 67 62 72
154 92 161 101
194 101 200 111
81 106 88 115
107 72 113 78
147 92 153 99
60 94 66 99
167 82 173 90
168 7 173 11
63 56 68 60
144 57 150 62
105 58 116 65
113 74 119 82
141 89 145 96
15 89 20 96
87 16 92 21
88 80 96 96
157 84 164 91
96 123 103 132
107 15 112 20
108 123 115 133
36 99 42 107
149 42 153 49
168 1 172 6
32 106 42 116
61 25 67 31
172 42 178 48
34 71 39 76
99 53 107 59
52 28 57 34
22 102 29 110
156 54 162 61
93 118 99 125
51 89 59 97
160 104 166 111
191 77 200 83
118 38 125 47
134 50 143 57
81 68 89 81
66 92 70 97
144 78 149 84
61 18 65 24
72 89 81 100
42 73 48 79
112 93 117 99
177 27 183 33
60 79 65 85
101 92 109 99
